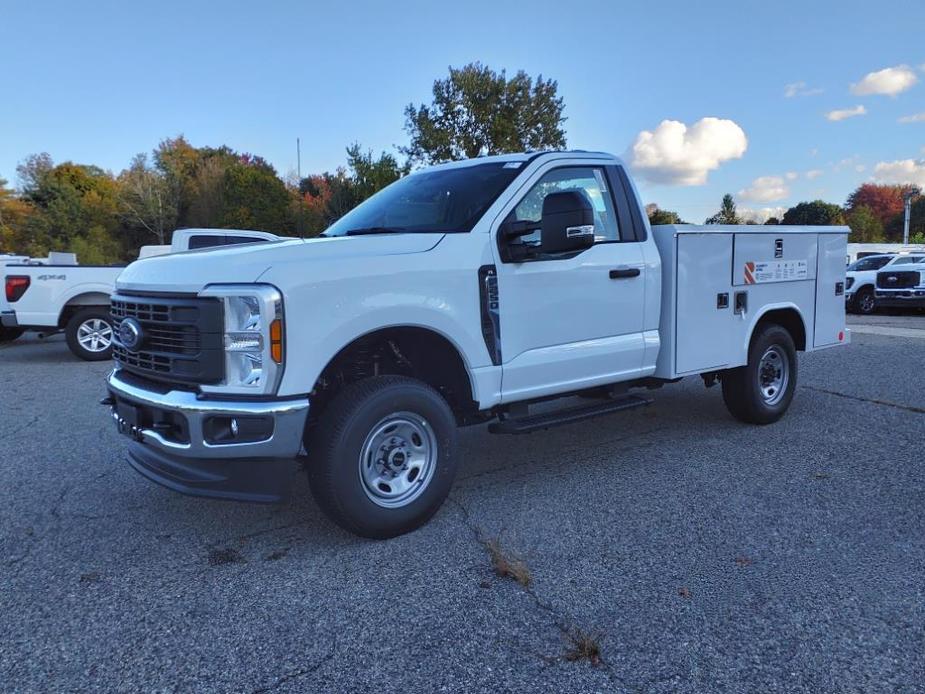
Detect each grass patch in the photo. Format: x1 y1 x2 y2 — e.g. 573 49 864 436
564 627 603 666
483 536 531 587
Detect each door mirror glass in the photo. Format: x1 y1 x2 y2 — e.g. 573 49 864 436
539 191 596 254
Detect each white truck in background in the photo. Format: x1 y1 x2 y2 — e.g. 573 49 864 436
1 229 287 359
104 151 850 539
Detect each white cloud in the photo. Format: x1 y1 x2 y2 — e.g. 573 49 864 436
785 171 798 180
850 65 918 96
627 117 747 186
738 175 790 203
855 164 866 173
739 206 787 223
826 105 867 121
784 81 823 98
898 112 925 123
872 159 925 187
805 169 824 180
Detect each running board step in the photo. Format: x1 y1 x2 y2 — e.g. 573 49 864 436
488 394 651 435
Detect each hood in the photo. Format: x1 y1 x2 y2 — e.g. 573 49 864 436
115 234 445 293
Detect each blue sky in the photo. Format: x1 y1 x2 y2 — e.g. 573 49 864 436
2 0 924 223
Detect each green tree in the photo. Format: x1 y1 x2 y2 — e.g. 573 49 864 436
403 62 567 165
705 194 740 224
118 153 179 245
647 206 683 225
346 143 409 200
781 200 845 226
845 205 884 242
765 217 780 225
220 158 291 232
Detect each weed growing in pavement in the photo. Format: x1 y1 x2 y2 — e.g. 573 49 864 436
483 535 532 587
563 627 603 666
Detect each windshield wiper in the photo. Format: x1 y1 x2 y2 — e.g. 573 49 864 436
344 226 407 236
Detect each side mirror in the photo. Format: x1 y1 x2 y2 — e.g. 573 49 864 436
540 191 595 254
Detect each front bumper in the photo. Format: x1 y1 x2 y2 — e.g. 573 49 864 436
106 369 310 502
874 291 925 308
1 311 18 328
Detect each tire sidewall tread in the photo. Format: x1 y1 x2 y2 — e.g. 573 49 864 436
722 323 797 425
306 375 458 539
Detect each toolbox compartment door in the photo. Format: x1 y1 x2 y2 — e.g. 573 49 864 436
813 234 848 347
675 233 736 374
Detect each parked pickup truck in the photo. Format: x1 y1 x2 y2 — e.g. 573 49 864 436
2 229 286 359
104 151 849 538
845 252 925 314
875 260 925 309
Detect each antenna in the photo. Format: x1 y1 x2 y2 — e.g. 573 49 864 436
297 137 305 240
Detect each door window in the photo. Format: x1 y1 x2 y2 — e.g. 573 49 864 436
509 167 621 247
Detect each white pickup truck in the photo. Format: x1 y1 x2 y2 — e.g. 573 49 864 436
104 151 849 538
2 229 285 359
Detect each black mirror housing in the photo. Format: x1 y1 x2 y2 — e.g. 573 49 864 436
540 191 595 254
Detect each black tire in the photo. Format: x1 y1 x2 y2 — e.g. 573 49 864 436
306 375 459 539
0 327 24 343
64 307 114 361
854 287 876 315
721 323 797 425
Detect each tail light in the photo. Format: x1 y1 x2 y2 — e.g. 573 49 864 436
5 276 30 302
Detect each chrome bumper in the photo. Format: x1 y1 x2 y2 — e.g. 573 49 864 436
106 369 309 460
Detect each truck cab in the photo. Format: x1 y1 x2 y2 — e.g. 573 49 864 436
103 151 849 538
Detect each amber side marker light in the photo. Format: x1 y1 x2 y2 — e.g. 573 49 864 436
270 319 283 363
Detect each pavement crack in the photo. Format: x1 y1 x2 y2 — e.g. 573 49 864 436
447 496 629 689
801 385 925 414
0 414 39 441
250 637 336 693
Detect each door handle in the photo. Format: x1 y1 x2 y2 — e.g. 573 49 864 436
609 267 641 279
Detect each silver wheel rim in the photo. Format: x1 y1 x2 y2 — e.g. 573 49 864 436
860 293 875 312
358 411 437 509
757 345 789 406
77 318 113 353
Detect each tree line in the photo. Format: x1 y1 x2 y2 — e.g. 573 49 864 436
650 186 924 243
2 61 922 263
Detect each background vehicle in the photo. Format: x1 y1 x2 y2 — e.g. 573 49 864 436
2 229 286 358
846 243 925 265
875 260 925 310
845 252 925 314
104 151 849 538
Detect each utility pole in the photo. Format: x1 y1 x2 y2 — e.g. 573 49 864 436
297 138 304 239
903 187 920 245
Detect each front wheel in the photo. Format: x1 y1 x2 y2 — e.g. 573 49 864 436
721 323 797 425
65 308 114 361
854 287 876 315
307 376 459 539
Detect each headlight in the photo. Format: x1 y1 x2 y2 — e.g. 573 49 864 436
198 284 284 395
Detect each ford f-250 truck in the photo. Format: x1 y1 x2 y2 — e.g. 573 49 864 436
2 229 285 359
104 151 849 538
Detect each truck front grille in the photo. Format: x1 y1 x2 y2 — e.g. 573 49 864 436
876 271 921 289
111 293 224 386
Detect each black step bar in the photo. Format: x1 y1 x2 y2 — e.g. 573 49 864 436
488 394 651 435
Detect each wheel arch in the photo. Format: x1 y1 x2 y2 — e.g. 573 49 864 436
57 291 111 327
747 304 807 352
308 325 480 426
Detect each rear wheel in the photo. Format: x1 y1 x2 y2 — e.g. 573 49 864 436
306 376 459 539
722 323 797 425
0 327 24 343
65 308 114 361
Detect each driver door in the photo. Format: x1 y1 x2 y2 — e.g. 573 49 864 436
492 162 647 402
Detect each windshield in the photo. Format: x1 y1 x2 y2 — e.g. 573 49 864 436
323 163 521 236
848 256 893 271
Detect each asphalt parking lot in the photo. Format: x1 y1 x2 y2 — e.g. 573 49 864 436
2 314 924 693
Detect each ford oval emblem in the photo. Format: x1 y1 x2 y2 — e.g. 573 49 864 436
119 317 143 351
